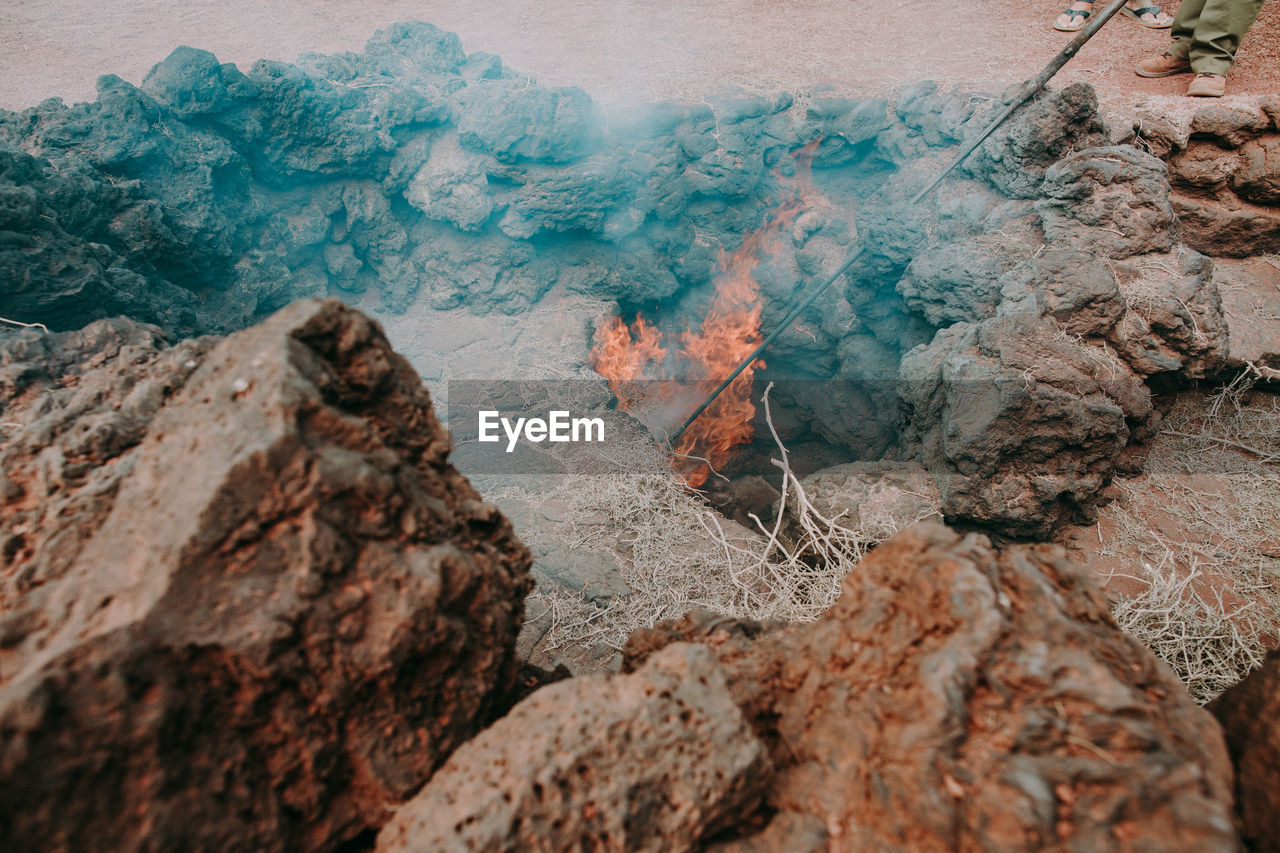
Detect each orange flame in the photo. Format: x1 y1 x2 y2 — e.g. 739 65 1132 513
592 145 826 487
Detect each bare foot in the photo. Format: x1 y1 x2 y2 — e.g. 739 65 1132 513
1053 0 1094 31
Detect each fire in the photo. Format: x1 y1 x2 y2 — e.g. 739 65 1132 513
591 145 825 487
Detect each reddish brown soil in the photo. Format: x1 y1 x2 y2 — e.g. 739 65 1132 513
1061 377 1280 654
1063 480 1273 628
1 0 1276 113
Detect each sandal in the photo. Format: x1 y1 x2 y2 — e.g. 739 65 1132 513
1120 4 1174 27
1053 1 1093 31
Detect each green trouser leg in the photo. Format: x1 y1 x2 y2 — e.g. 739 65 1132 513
1168 0 1266 75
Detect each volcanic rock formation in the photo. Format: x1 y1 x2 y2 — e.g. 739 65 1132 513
0 299 1254 850
379 642 770 852
2 17 1279 852
380 523 1239 850
0 300 532 851
621 524 1238 851
1131 96 1280 257
1210 649 1280 850
2 21 1277 537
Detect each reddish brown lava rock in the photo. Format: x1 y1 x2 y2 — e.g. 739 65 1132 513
899 313 1155 537
1146 99 1280 258
377 642 771 853
0 300 532 851
625 523 1238 851
1036 146 1176 260
1210 649 1280 850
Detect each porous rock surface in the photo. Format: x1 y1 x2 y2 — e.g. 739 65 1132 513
1129 96 1280 256
896 241 1018 327
1210 649 1280 850
377 642 770 852
623 523 1239 851
0 299 532 851
1106 247 1228 379
0 23 889 337
1213 255 1280 371
997 247 1124 336
966 82 1111 200
901 313 1155 537
0 21 1250 539
1035 146 1176 260
887 91 1227 531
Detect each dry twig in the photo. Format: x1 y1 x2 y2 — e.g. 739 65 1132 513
518 381 939 657
0 316 49 333
1099 374 1280 702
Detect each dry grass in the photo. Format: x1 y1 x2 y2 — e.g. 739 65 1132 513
1110 562 1269 704
1099 370 1280 703
1046 323 1128 382
510 384 939 657
501 365 1278 700
1111 254 1183 311
1108 253 1216 355
1104 253 1211 354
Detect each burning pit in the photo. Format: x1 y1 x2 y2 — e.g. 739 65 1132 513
3 18 1278 686
0 22 1262 522
590 142 837 488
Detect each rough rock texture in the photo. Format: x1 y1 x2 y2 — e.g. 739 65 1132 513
901 314 1153 536
0 23 963 491
376 642 770 853
887 128 1231 534
1214 256 1280 371
455 77 603 164
896 241 1018 327
1130 98 1280 257
1234 136 1280 204
1172 194 1280 258
893 81 995 150
1036 146 1176 260
0 24 1241 540
0 147 207 335
0 300 532 851
1210 650 1280 851
1106 247 1228 378
997 247 1125 337
966 82 1110 200
625 523 1239 852
0 23 883 334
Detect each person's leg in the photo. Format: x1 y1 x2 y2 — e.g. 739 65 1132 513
1185 0 1266 74
1136 1 1198 78
1168 0 1209 58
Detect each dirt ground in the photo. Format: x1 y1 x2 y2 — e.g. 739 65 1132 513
1061 366 1280 701
1 0 1277 114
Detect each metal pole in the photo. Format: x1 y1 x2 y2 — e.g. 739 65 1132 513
665 0 1128 447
